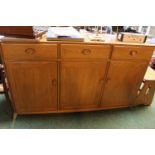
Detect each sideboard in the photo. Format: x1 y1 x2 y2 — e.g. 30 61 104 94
0 36 155 118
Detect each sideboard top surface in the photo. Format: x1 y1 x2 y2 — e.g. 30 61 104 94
0 34 155 48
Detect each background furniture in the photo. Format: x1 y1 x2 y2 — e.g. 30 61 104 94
0 26 47 39
0 46 9 100
0 64 8 96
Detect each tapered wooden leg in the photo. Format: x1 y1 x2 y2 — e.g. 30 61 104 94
11 113 17 128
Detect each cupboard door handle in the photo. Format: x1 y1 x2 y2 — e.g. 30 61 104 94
129 50 138 56
25 48 36 55
52 79 57 86
82 49 91 55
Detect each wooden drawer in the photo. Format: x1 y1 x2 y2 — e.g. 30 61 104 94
112 45 154 60
1 44 57 61
61 44 111 59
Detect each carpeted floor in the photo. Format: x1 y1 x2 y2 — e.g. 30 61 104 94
0 94 155 129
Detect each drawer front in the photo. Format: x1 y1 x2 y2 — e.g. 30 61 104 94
112 45 154 60
61 44 111 59
2 44 57 61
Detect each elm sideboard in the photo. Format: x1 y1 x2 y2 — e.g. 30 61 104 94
0 36 155 119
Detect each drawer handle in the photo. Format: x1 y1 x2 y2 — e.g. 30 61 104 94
129 50 138 56
25 48 36 55
82 49 91 55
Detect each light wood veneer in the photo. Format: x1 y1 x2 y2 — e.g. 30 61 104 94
1 40 155 114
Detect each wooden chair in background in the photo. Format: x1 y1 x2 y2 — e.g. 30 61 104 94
135 67 155 105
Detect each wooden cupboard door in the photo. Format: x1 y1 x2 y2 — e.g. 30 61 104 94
101 60 148 107
6 62 57 114
60 61 107 110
